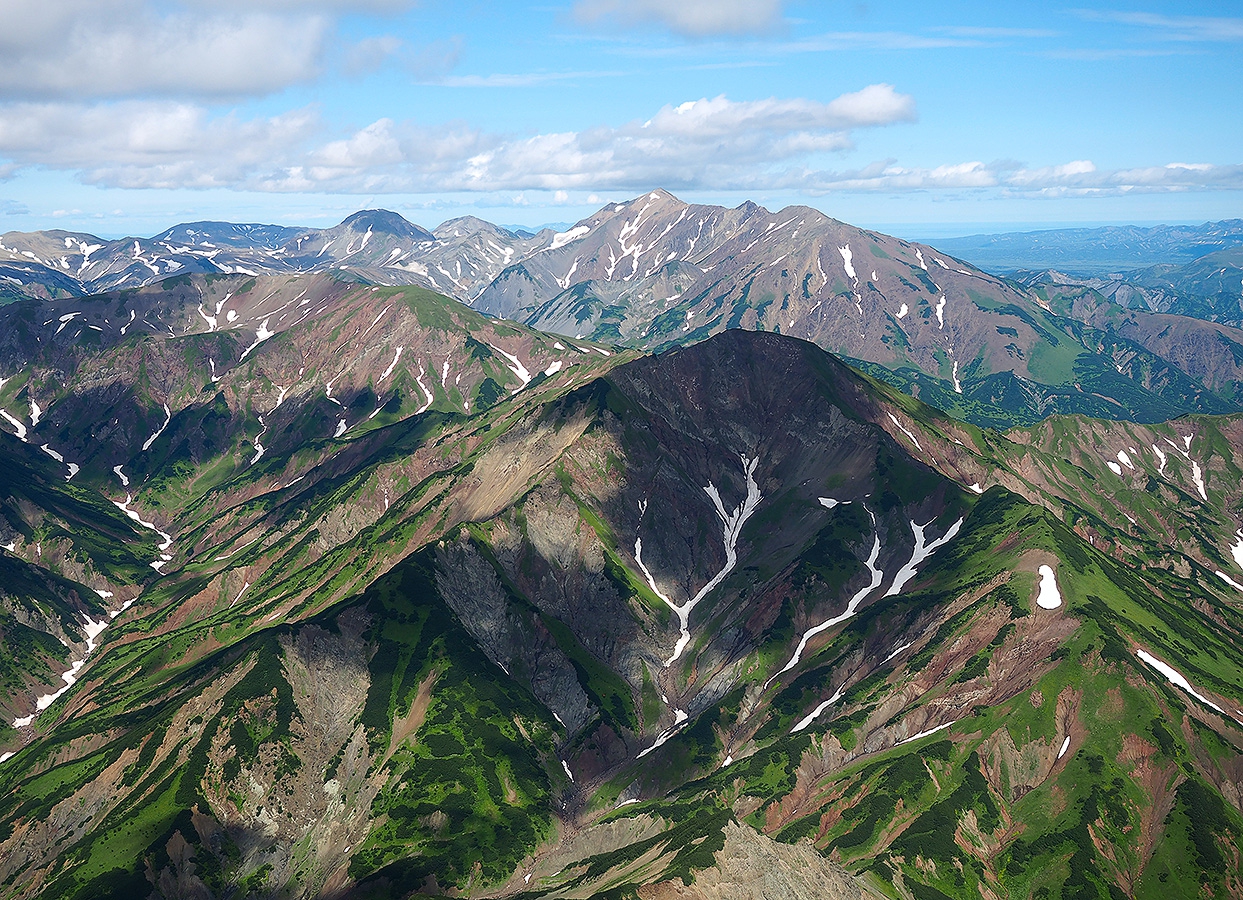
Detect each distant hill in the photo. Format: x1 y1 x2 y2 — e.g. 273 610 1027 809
931 220 1243 274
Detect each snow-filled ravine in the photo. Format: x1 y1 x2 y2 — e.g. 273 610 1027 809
769 509 963 694
634 454 762 668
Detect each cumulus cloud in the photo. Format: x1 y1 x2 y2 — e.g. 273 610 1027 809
1 87 1236 202
573 0 784 37
0 0 404 99
0 86 915 193
0 102 321 188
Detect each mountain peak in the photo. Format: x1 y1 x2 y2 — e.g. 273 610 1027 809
336 209 434 241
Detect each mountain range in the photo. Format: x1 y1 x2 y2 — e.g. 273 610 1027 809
7 194 1243 431
0 196 1240 899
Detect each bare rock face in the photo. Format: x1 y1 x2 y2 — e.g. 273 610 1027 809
639 821 871 900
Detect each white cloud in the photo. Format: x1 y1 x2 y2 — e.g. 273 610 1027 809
0 102 321 188
574 0 784 37
0 0 329 99
1077 11 1243 42
1 88 1237 203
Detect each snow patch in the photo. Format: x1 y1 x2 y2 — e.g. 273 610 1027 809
838 244 856 281
792 683 846 733
636 456 762 668
379 346 403 381
1117 449 1134 470
885 517 964 597
239 318 275 362
1035 564 1062 609
1 409 28 441
1137 649 1228 717
1058 735 1071 759
1106 460 1123 476
898 720 956 745
887 413 923 453
549 225 590 251
141 403 172 451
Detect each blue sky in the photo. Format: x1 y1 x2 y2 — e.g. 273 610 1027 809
0 0 1239 238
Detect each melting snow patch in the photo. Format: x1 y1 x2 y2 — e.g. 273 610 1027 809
1117 450 1134 470
489 344 532 389
29 400 41 427
113 465 129 487
969 483 983 494
239 318 275 361
142 403 172 451
1 409 28 441
771 530 883 689
896 302 909 319
543 360 563 377
838 245 856 281
1058 735 1071 759
334 418 347 438
935 295 946 329
1190 461 1207 501
951 360 962 394
1137 649 1228 717
380 346 403 381
1106 460 1123 476
1035 564 1062 609
792 684 845 733
1230 530 1243 570
1215 571 1243 592
887 413 923 452
549 225 590 251
1152 444 1167 474
818 497 840 509
885 517 964 597
898 720 955 745
636 456 762 668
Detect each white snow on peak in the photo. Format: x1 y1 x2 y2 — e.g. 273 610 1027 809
549 225 590 251
1137 649 1228 718
838 244 857 281
896 302 909 319
1035 564 1062 609
141 403 172 452
887 413 924 452
885 516 964 597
